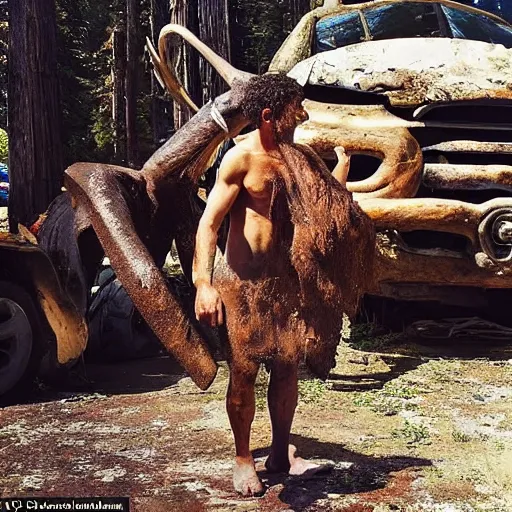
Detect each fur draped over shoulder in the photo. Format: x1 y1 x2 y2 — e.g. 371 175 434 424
277 143 375 378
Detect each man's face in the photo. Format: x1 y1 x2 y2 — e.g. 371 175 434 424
273 98 309 143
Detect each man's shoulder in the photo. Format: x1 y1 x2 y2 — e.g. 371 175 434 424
226 140 256 158
220 144 251 169
217 145 251 182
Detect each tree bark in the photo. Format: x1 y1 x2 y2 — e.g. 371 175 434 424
113 27 127 165
150 0 172 144
197 0 231 103
125 0 138 167
289 0 311 26
170 0 201 130
0 1 8 129
8 0 63 230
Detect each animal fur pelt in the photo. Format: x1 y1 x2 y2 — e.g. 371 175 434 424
278 142 375 378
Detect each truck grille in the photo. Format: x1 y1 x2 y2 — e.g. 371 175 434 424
404 102 512 203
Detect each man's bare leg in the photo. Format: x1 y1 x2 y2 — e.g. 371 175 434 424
265 361 329 475
227 360 264 496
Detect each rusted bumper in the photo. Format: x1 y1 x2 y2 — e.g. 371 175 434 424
0 234 87 365
360 197 512 297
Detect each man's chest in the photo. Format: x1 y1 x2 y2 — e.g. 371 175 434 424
243 166 282 202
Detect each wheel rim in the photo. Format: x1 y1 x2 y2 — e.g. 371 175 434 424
0 298 33 395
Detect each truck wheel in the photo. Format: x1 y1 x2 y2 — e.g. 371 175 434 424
0 281 42 399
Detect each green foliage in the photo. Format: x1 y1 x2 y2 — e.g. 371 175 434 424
55 0 156 166
353 379 419 416
230 0 311 74
56 0 116 164
392 420 431 445
452 430 472 443
4 0 315 168
255 369 270 410
254 373 326 410
382 381 420 399
298 379 326 404
0 128 7 163
353 391 417 416
347 323 406 352
495 440 506 452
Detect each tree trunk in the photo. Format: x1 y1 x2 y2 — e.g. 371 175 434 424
197 0 231 103
150 0 172 144
0 1 8 129
125 0 138 167
289 0 311 25
113 27 127 165
8 0 63 230
170 0 201 130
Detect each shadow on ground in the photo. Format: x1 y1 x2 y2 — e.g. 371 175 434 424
9 355 188 407
83 355 186 394
329 332 512 394
328 351 423 393
253 434 431 511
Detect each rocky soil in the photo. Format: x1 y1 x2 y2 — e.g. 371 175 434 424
1 331 512 512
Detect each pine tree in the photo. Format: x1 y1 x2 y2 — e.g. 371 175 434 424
229 0 311 74
8 0 63 228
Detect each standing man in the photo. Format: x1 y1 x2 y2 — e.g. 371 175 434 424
193 73 361 496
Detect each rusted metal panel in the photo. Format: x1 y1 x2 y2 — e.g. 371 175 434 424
371 231 512 294
423 163 512 192
359 197 512 272
290 39 512 106
423 141 512 154
0 234 88 365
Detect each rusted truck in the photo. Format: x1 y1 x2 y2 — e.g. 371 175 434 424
0 233 86 399
152 0 512 314
267 0 512 311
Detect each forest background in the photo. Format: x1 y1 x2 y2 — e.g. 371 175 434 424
1 0 511 226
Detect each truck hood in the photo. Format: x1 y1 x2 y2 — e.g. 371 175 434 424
288 38 512 106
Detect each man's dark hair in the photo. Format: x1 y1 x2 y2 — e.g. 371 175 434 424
241 73 304 127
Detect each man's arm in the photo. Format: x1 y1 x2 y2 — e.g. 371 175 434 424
193 149 246 327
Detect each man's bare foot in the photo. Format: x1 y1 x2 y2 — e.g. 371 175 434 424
288 445 333 476
266 445 333 477
233 457 264 497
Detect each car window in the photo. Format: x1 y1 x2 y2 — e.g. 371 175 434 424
441 6 512 47
364 3 442 40
314 11 365 53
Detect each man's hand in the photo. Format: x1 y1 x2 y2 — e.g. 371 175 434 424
332 146 351 185
334 146 350 165
195 282 224 327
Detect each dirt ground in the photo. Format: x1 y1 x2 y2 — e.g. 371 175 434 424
1 330 512 512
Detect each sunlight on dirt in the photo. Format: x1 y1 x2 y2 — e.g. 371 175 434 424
1 332 511 511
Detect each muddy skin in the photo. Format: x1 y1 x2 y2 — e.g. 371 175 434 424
208 135 374 497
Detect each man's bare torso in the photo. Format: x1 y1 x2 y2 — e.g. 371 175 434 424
224 137 287 278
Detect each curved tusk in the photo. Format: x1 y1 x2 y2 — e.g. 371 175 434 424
158 24 254 89
146 35 199 113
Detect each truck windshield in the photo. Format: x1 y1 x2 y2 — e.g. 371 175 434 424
315 11 365 53
441 5 512 47
364 3 442 40
313 3 512 54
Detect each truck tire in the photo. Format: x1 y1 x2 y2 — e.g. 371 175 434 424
0 281 43 401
